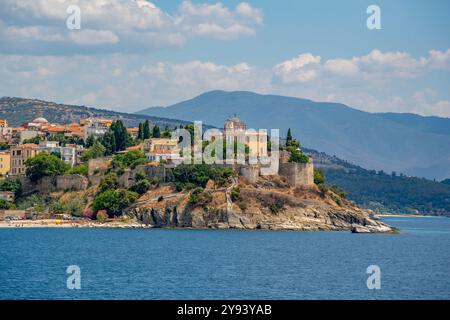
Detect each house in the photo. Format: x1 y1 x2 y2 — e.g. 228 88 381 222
143 138 181 164
127 127 139 139
38 141 81 166
10 143 39 175
146 150 182 163
223 117 267 160
0 151 11 176
0 191 15 201
143 138 179 152
0 119 8 128
81 118 112 140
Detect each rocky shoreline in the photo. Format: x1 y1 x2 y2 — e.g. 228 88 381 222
127 177 398 234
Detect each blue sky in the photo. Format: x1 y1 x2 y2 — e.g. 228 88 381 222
0 0 449 117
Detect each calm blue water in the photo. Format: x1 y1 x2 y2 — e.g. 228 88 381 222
0 216 449 300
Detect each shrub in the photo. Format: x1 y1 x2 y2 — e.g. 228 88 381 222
188 187 212 208
25 152 70 182
96 210 108 222
99 172 117 193
314 169 325 185
66 164 88 176
92 189 138 217
111 150 146 169
0 179 22 197
0 199 15 209
129 179 151 195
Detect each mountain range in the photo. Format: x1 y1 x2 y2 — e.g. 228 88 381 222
0 97 189 129
138 90 450 181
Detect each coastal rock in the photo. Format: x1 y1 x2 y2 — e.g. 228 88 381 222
128 177 396 233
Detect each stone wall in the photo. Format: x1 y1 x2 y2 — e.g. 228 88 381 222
16 174 88 195
279 160 314 187
239 165 259 183
56 174 89 191
88 156 112 185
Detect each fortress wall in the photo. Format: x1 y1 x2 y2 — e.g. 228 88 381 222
56 174 88 191
279 161 314 187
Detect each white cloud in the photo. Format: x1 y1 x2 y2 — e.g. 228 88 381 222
0 0 264 54
1 48 449 118
273 53 321 83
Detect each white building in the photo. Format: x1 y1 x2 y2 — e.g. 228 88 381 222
38 141 81 167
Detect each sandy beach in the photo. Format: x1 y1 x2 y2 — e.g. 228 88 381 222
0 219 149 228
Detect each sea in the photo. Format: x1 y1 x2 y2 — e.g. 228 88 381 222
0 216 449 299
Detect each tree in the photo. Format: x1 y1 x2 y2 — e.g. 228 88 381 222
138 122 144 141
101 130 116 155
0 179 22 197
162 126 172 138
25 152 70 182
143 120 151 139
0 142 10 150
23 136 41 144
85 135 95 148
0 199 15 210
110 120 130 152
81 141 106 161
152 125 161 138
314 169 325 185
288 146 309 164
92 189 138 217
128 179 151 195
286 128 293 146
99 172 118 193
111 149 146 169
66 164 88 176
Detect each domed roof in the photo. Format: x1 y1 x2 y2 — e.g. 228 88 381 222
32 117 48 123
224 116 247 131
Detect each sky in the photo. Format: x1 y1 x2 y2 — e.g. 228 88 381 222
0 0 449 117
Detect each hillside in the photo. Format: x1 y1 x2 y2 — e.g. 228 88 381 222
137 90 450 181
306 148 450 216
0 97 189 128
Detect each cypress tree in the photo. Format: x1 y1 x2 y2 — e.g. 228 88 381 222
143 120 151 139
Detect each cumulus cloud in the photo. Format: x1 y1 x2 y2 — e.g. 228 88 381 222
0 0 263 54
1 48 450 117
273 49 450 85
273 54 321 83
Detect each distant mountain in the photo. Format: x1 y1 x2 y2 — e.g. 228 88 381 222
376 112 450 136
137 90 450 180
306 148 450 215
0 97 189 128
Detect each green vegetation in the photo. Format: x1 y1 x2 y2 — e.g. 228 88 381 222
313 169 325 185
48 133 84 146
0 142 10 150
188 187 212 209
92 189 138 217
81 141 106 161
325 167 450 214
65 164 88 176
152 125 161 138
0 199 15 209
111 149 146 169
99 172 118 193
285 128 309 164
25 152 70 182
17 194 47 212
0 179 22 197
100 120 132 155
22 136 41 144
128 179 151 195
50 194 86 216
170 164 235 190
